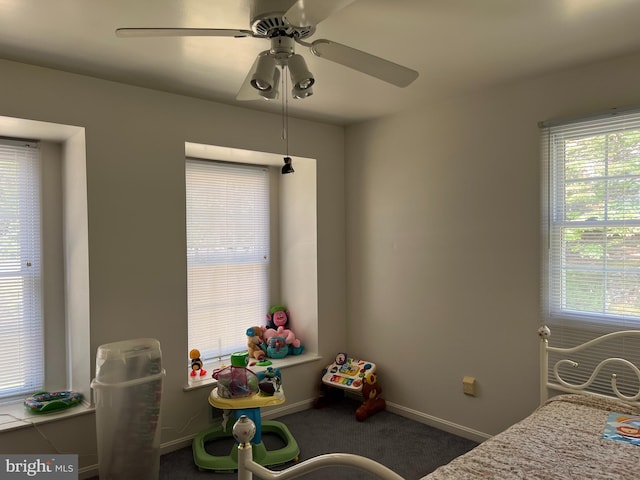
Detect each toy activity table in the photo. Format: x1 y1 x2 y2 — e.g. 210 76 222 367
192 387 299 472
320 354 376 391
314 353 386 421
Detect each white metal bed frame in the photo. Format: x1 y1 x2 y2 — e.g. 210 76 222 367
538 325 640 407
232 326 640 480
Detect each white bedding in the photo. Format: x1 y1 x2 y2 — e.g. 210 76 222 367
421 394 640 479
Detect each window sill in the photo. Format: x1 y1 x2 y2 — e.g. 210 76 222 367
183 352 322 392
0 400 94 433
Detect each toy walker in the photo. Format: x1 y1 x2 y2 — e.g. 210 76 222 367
192 352 299 471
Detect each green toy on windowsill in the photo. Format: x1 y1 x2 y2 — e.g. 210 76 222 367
24 390 83 414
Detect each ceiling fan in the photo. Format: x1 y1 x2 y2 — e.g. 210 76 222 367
115 0 419 101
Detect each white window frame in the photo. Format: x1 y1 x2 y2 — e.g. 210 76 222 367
542 110 640 330
185 158 271 363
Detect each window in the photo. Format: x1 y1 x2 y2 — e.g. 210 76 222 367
0 139 44 402
185 159 270 363
541 110 640 397
0 118 90 412
542 110 640 328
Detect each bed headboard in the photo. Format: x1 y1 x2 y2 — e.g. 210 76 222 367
539 325 640 407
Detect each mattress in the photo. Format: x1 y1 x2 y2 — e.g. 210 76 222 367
421 394 640 479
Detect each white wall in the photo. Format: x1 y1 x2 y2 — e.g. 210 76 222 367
0 59 346 472
345 51 640 437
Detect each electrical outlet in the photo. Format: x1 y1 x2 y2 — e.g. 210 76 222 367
463 376 477 396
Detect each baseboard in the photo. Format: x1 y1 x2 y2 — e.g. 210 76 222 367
257 396 492 444
384 401 491 443
261 398 314 419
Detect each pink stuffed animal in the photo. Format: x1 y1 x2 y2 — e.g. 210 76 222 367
263 326 303 356
266 305 290 329
264 305 304 356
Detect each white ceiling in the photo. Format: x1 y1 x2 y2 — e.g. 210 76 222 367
2 0 640 125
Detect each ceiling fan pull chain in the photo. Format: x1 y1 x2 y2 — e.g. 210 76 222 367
281 66 287 145
281 65 294 175
285 68 289 158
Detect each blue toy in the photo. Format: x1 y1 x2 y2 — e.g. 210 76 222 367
256 367 282 396
266 336 288 359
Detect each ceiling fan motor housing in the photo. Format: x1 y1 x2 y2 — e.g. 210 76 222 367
250 0 314 38
270 36 295 60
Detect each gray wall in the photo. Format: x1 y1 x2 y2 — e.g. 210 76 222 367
345 51 640 436
0 59 346 473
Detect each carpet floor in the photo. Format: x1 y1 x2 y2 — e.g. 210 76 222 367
149 398 478 480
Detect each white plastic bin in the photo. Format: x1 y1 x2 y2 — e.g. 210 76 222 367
91 338 165 480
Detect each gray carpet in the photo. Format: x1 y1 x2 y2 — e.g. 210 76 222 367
150 398 478 480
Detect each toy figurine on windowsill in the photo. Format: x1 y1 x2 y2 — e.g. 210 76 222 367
190 349 207 377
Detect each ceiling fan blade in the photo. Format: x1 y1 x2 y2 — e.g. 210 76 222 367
284 0 356 28
115 27 254 38
309 39 419 87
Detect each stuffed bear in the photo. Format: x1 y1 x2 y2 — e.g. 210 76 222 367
245 326 267 361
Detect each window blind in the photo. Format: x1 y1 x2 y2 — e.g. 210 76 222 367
541 110 640 397
185 159 270 363
0 139 44 402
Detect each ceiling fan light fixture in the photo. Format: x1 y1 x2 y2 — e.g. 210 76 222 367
292 84 313 99
251 53 277 92
257 66 280 100
288 54 315 91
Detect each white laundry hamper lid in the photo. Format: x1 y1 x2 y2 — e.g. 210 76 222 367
92 338 163 385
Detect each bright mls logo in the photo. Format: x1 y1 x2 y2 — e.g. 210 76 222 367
0 455 77 479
